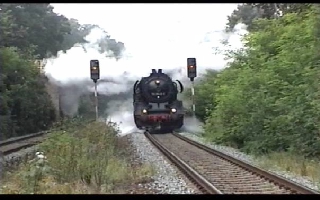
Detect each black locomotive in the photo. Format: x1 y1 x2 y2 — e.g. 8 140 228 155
133 69 184 132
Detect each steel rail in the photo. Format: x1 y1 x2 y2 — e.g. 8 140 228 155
144 131 222 194
172 133 319 194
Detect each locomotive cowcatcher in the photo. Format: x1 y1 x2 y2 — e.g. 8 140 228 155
133 69 184 132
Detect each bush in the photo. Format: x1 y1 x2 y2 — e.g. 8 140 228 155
0 120 154 194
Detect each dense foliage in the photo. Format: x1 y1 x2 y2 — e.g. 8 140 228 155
191 4 320 158
226 3 312 32
0 47 55 139
0 4 124 140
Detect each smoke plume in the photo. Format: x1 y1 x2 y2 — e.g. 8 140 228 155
45 4 247 136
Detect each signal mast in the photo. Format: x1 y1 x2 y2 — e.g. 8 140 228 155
187 58 197 116
90 60 100 121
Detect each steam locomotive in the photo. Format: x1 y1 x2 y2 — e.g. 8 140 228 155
133 69 184 132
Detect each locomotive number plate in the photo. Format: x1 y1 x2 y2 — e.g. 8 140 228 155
151 92 166 96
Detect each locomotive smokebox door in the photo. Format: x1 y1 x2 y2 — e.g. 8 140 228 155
90 60 100 82
187 58 197 81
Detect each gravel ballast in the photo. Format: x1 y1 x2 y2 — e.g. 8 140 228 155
178 132 320 192
0 146 38 184
126 132 200 194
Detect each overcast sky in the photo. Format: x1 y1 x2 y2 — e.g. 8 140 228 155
47 3 245 82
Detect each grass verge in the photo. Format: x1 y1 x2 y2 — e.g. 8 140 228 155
255 152 320 184
0 120 154 194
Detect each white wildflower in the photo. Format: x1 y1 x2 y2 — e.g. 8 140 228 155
35 151 47 159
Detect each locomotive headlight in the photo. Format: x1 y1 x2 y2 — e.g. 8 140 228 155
142 109 147 114
171 108 177 113
155 80 160 84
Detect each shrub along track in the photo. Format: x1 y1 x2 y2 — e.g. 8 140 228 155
144 132 319 194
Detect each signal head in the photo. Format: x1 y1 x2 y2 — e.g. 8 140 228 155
90 60 100 81
187 58 197 80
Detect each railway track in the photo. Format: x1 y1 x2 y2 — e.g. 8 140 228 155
0 132 47 156
0 119 97 157
144 132 319 194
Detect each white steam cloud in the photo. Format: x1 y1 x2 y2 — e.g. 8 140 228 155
46 3 247 136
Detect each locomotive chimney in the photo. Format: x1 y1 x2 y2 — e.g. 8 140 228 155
152 69 157 73
158 69 162 73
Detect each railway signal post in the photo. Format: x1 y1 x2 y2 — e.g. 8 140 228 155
187 58 197 116
90 60 100 121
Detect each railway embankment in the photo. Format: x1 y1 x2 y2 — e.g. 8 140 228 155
0 120 154 194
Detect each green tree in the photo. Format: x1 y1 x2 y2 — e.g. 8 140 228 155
60 18 98 53
197 5 320 158
0 4 125 59
0 47 56 139
0 3 125 140
0 4 71 59
183 69 219 122
226 3 312 32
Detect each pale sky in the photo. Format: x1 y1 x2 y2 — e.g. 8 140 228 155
47 3 245 83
